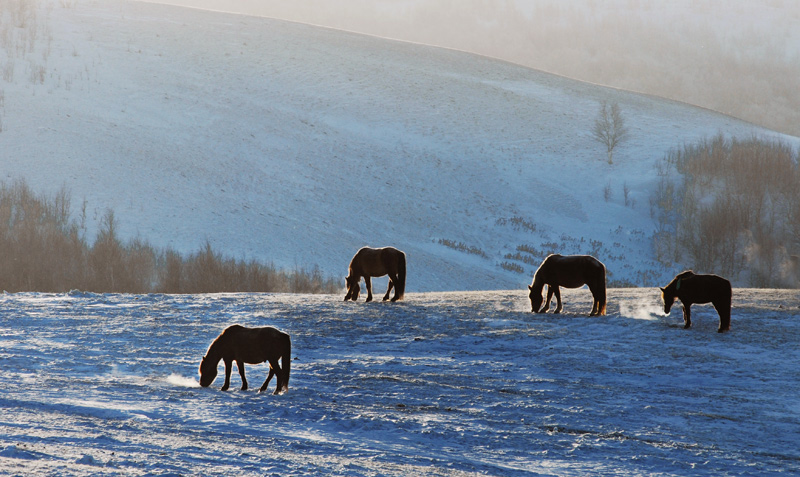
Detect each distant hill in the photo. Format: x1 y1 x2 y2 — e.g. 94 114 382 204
1 0 791 291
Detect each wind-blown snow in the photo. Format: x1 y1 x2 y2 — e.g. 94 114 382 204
3 0 795 292
1 290 799 475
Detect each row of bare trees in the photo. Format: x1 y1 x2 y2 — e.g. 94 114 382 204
0 179 340 294
651 135 800 287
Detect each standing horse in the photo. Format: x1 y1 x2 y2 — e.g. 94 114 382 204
199 325 291 394
344 246 406 302
660 270 732 332
528 254 607 316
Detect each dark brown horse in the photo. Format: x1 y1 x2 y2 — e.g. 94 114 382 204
660 270 731 332
199 325 291 394
528 254 607 316
344 246 406 302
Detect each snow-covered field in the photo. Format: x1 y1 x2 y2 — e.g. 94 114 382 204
2 290 799 475
3 0 795 291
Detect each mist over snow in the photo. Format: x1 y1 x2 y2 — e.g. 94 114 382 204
2 0 797 292
146 0 800 137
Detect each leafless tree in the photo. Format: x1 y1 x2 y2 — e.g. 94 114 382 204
592 101 629 164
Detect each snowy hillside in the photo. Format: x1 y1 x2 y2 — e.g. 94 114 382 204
1 290 799 475
2 0 794 291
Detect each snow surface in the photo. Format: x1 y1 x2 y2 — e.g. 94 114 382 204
3 0 797 292
1 289 799 475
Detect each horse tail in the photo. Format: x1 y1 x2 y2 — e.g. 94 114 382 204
717 278 733 332
598 260 607 315
395 251 406 300
281 333 291 393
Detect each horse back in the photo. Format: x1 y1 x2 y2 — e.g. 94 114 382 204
680 274 732 304
351 246 404 277
540 254 605 288
220 325 288 364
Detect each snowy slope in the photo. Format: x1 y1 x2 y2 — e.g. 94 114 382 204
1 290 799 475
2 0 794 291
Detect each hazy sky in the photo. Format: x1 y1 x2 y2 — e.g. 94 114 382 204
140 0 800 135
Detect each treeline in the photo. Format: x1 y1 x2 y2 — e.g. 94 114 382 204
651 135 800 287
0 180 341 294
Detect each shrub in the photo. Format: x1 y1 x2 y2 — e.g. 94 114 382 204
437 238 488 258
0 179 340 294
499 261 524 274
495 217 538 233
650 135 800 286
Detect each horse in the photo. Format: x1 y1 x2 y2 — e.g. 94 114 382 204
344 246 406 302
199 325 291 394
660 270 731 332
528 254 607 316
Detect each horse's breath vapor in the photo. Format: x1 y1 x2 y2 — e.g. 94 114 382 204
619 299 661 321
167 374 201 388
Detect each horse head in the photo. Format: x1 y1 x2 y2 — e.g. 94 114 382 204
660 287 675 314
344 274 360 301
198 355 217 387
528 285 544 312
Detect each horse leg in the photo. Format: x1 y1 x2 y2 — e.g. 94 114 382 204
259 364 276 393
268 358 285 394
713 300 731 332
588 284 606 316
552 287 563 314
682 303 692 329
237 360 248 390
364 276 374 302
383 276 395 301
541 286 554 313
221 358 233 391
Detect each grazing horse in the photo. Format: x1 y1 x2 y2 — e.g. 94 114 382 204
344 246 406 302
660 270 732 332
199 325 291 394
528 254 607 316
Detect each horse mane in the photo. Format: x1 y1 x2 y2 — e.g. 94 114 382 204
530 255 556 290
205 324 242 359
666 270 695 290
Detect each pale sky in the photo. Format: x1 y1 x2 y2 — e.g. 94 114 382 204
139 0 800 135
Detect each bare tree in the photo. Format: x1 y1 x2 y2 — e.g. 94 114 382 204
592 101 629 164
